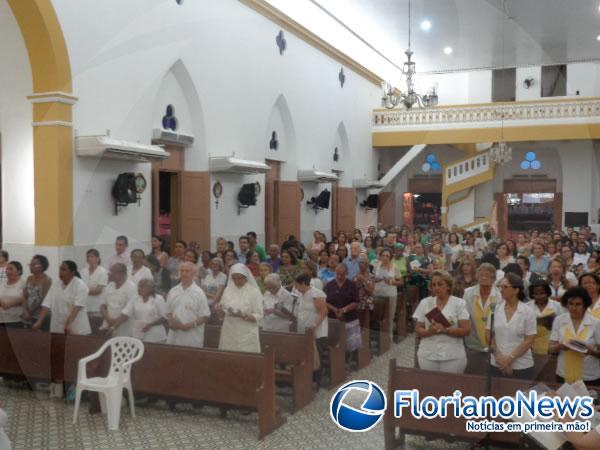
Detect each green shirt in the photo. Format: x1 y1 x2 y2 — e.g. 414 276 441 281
393 256 408 277
255 244 267 262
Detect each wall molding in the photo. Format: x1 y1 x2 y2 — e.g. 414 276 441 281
239 0 383 86
32 120 72 128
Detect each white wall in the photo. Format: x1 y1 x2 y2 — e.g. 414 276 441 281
0 0 34 248
48 0 380 251
516 66 542 101
474 181 494 218
567 63 600 97
558 141 595 221
447 189 475 228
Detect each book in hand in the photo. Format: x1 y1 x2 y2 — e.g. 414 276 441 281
564 339 588 353
425 307 451 328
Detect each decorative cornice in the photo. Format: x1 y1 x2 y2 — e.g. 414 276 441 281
32 120 73 127
239 0 383 86
28 91 78 105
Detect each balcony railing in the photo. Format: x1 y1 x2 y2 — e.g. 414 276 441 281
373 98 600 129
445 152 491 186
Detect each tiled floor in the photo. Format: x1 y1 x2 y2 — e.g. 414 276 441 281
1 335 478 450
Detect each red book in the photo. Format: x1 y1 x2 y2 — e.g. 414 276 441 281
425 307 451 328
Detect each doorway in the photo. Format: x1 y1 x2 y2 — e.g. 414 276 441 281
157 171 180 251
507 193 554 233
413 193 441 230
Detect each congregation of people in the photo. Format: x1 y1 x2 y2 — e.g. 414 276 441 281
1 223 600 389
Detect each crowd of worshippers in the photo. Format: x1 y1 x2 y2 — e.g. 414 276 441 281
1 223 600 387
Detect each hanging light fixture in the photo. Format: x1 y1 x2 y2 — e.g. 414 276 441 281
488 0 512 166
381 0 438 109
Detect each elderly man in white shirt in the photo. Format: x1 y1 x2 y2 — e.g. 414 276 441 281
100 263 137 336
165 262 210 347
107 235 131 270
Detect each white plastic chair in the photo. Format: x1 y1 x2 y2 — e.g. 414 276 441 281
73 337 144 430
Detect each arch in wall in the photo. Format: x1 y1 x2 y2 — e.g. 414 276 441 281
267 94 297 181
331 121 352 185
7 0 76 246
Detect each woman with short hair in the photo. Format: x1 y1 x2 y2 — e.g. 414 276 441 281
487 273 536 379
580 272 600 320
373 248 403 337
200 258 227 308
546 258 572 301
22 255 53 328
529 241 550 276
549 287 600 384
130 249 154 286
527 279 563 355
495 242 515 270
0 262 26 328
413 270 471 373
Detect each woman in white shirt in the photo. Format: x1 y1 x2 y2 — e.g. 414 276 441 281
262 273 295 332
114 279 167 343
80 249 108 317
487 273 537 379
581 272 600 320
549 287 600 385
33 261 91 335
0 262 26 328
373 249 403 337
200 257 227 307
446 233 463 269
413 270 471 374
546 258 572 301
129 249 153 286
217 263 263 353
495 242 515 270
527 280 564 355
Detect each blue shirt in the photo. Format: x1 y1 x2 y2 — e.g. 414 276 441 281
319 268 336 284
528 255 550 275
266 257 282 272
343 256 360 280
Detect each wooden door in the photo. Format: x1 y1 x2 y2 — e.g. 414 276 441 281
333 187 356 235
378 192 396 228
179 171 211 251
553 192 563 230
275 181 300 244
265 161 280 247
402 192 414 229
151 144 184 238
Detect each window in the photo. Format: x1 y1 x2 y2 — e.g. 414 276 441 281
492 68 516 102
541 65 566 97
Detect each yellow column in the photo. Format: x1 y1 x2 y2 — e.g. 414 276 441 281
28 93 77 246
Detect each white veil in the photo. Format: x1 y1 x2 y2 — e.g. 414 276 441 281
225 263 259 291
221 263 261 312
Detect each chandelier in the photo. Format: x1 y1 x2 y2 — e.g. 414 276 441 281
489 141 512 165
381 0 438 109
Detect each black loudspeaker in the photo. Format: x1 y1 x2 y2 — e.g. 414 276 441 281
360 194 379 209
316 189 331 209
238 183 257 207
565 212 588 228
112 173 137 204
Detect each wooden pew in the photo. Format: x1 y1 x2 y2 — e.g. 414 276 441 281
204 325 316 413
371 299 390 354
384 362 576 449
327 319 347 388
395 290 408 341
464 349 558 384
0 331 285 439
357 309 371 369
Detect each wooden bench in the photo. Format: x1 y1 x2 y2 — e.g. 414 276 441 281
384 362 577 449
371 299 390 354
204 325 316 413
0 330 285 439
327 319 347 388
357 309 371 369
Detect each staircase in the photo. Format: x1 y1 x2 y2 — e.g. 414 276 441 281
442 152 495 227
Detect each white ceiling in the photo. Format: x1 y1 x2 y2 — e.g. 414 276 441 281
310 0 600 73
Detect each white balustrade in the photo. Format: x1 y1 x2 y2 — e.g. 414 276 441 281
373 98 600 128
445 153 490 185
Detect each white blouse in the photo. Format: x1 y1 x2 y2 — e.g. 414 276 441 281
101 281 137 336
129 266 153 286
487 301 537 370
166 283 210 347
80 265 108 313
296 287 328 339
200 272 227 305
413 296 470 361
42 277 91 335
550 313 600 381
122 294 167 343
262 287 294 332
0 278 26 323
373 263 399 297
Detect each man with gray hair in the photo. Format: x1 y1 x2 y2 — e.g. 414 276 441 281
343 242 362 280
165 262 210 347
262 273 295 332
100 263 137 336
266 244 282 272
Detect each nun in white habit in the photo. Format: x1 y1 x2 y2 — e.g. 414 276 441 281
218 263 263 353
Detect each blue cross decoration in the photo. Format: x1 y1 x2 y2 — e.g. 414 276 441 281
162 105 178 131
421 153 441 173
520 151 541 170
269 131 279 151
276 30 287 55
339 68 346 88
